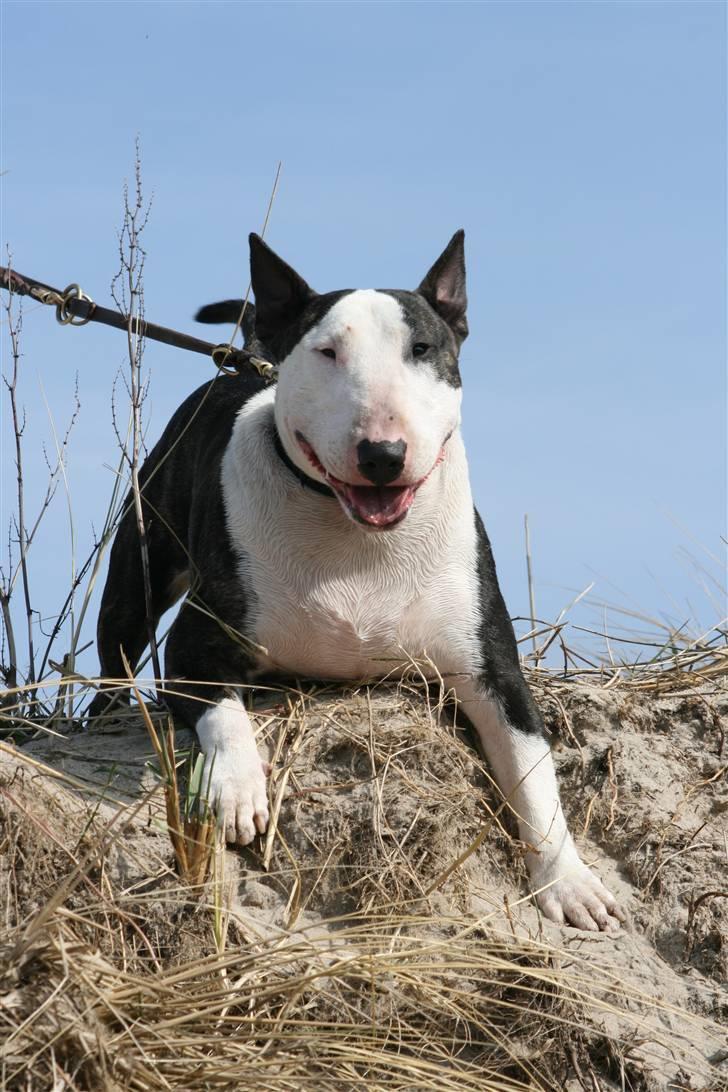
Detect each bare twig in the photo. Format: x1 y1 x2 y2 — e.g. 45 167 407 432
111 141 161 698
3 263 36 695
1 259 85 719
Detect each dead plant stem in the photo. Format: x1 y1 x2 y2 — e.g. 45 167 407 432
2 267 35 699
113 144 162 697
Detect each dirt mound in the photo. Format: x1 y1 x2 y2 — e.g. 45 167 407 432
1 677 726 1090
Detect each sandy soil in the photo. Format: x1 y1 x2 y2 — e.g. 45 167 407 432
1 676 726 1090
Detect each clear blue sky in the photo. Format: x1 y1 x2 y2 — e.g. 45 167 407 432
1 1 726 683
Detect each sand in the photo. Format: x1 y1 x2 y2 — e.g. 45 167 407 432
1 674 726 1089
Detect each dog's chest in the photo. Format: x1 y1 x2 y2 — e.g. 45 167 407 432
251 558 440 678
220 397 481 680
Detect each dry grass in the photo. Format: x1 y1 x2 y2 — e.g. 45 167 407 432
1 656 726 1091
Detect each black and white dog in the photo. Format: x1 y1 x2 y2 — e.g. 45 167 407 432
92 232 623 931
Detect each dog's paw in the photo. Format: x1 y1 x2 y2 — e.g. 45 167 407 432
532 861 625 932
202 746 269 847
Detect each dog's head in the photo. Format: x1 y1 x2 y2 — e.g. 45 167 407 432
200 232 468 531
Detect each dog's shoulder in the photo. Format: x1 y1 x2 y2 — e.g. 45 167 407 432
142 372 268 480
166 373 267 447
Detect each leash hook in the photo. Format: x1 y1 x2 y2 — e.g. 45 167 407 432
249 355 276 379
211 344 240 376
211 344 277 380
56 283 94 326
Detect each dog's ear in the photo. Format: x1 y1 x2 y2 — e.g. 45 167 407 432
416 230 468 343
249 233 316 341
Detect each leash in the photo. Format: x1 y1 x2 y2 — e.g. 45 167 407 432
0 264 333 497
0 266 277 381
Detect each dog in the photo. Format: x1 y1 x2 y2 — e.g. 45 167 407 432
91 231 623 931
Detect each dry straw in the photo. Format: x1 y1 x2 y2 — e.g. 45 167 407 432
1 658 726 1091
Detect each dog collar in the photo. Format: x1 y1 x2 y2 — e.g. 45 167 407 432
272 427 336 498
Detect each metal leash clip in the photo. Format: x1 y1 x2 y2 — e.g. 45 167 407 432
248 355 276 379
55 283 94 326
211 344 276 380
211 344 240 376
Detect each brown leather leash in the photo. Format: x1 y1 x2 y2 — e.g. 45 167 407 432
0 266 276 381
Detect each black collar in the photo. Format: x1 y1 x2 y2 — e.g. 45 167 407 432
272 426 336 499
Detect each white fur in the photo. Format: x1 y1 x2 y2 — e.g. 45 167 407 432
196 696 268 846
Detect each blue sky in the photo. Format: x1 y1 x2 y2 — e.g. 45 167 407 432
1 0 726 683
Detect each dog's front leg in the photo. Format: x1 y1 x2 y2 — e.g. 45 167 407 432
453 676 623 931
165 600 269 847
195 695 269 846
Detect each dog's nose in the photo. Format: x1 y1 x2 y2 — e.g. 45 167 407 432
357 439 407 486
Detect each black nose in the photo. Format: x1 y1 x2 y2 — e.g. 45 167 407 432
357 439 407 486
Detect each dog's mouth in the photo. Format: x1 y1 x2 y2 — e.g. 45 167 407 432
338 482 415 529
294 433 445 530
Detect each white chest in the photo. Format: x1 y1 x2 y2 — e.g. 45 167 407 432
250 554 444 679
220 394 482 680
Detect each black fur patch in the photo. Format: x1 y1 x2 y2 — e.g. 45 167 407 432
473 509 545 736
93 372 267 724
381 290 463 388
267 290 353 364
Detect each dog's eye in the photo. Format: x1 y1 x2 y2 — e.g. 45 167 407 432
412 343 430 358
319 348 337 361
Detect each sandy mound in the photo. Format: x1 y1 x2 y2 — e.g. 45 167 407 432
1 676 726 1090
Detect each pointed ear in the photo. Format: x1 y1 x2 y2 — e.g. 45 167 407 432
416 229 468 343
249 233 316 341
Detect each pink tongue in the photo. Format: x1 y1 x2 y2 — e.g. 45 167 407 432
348 485 413 525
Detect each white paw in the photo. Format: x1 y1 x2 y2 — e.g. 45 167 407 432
202 745 269 847
532 860 625 932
